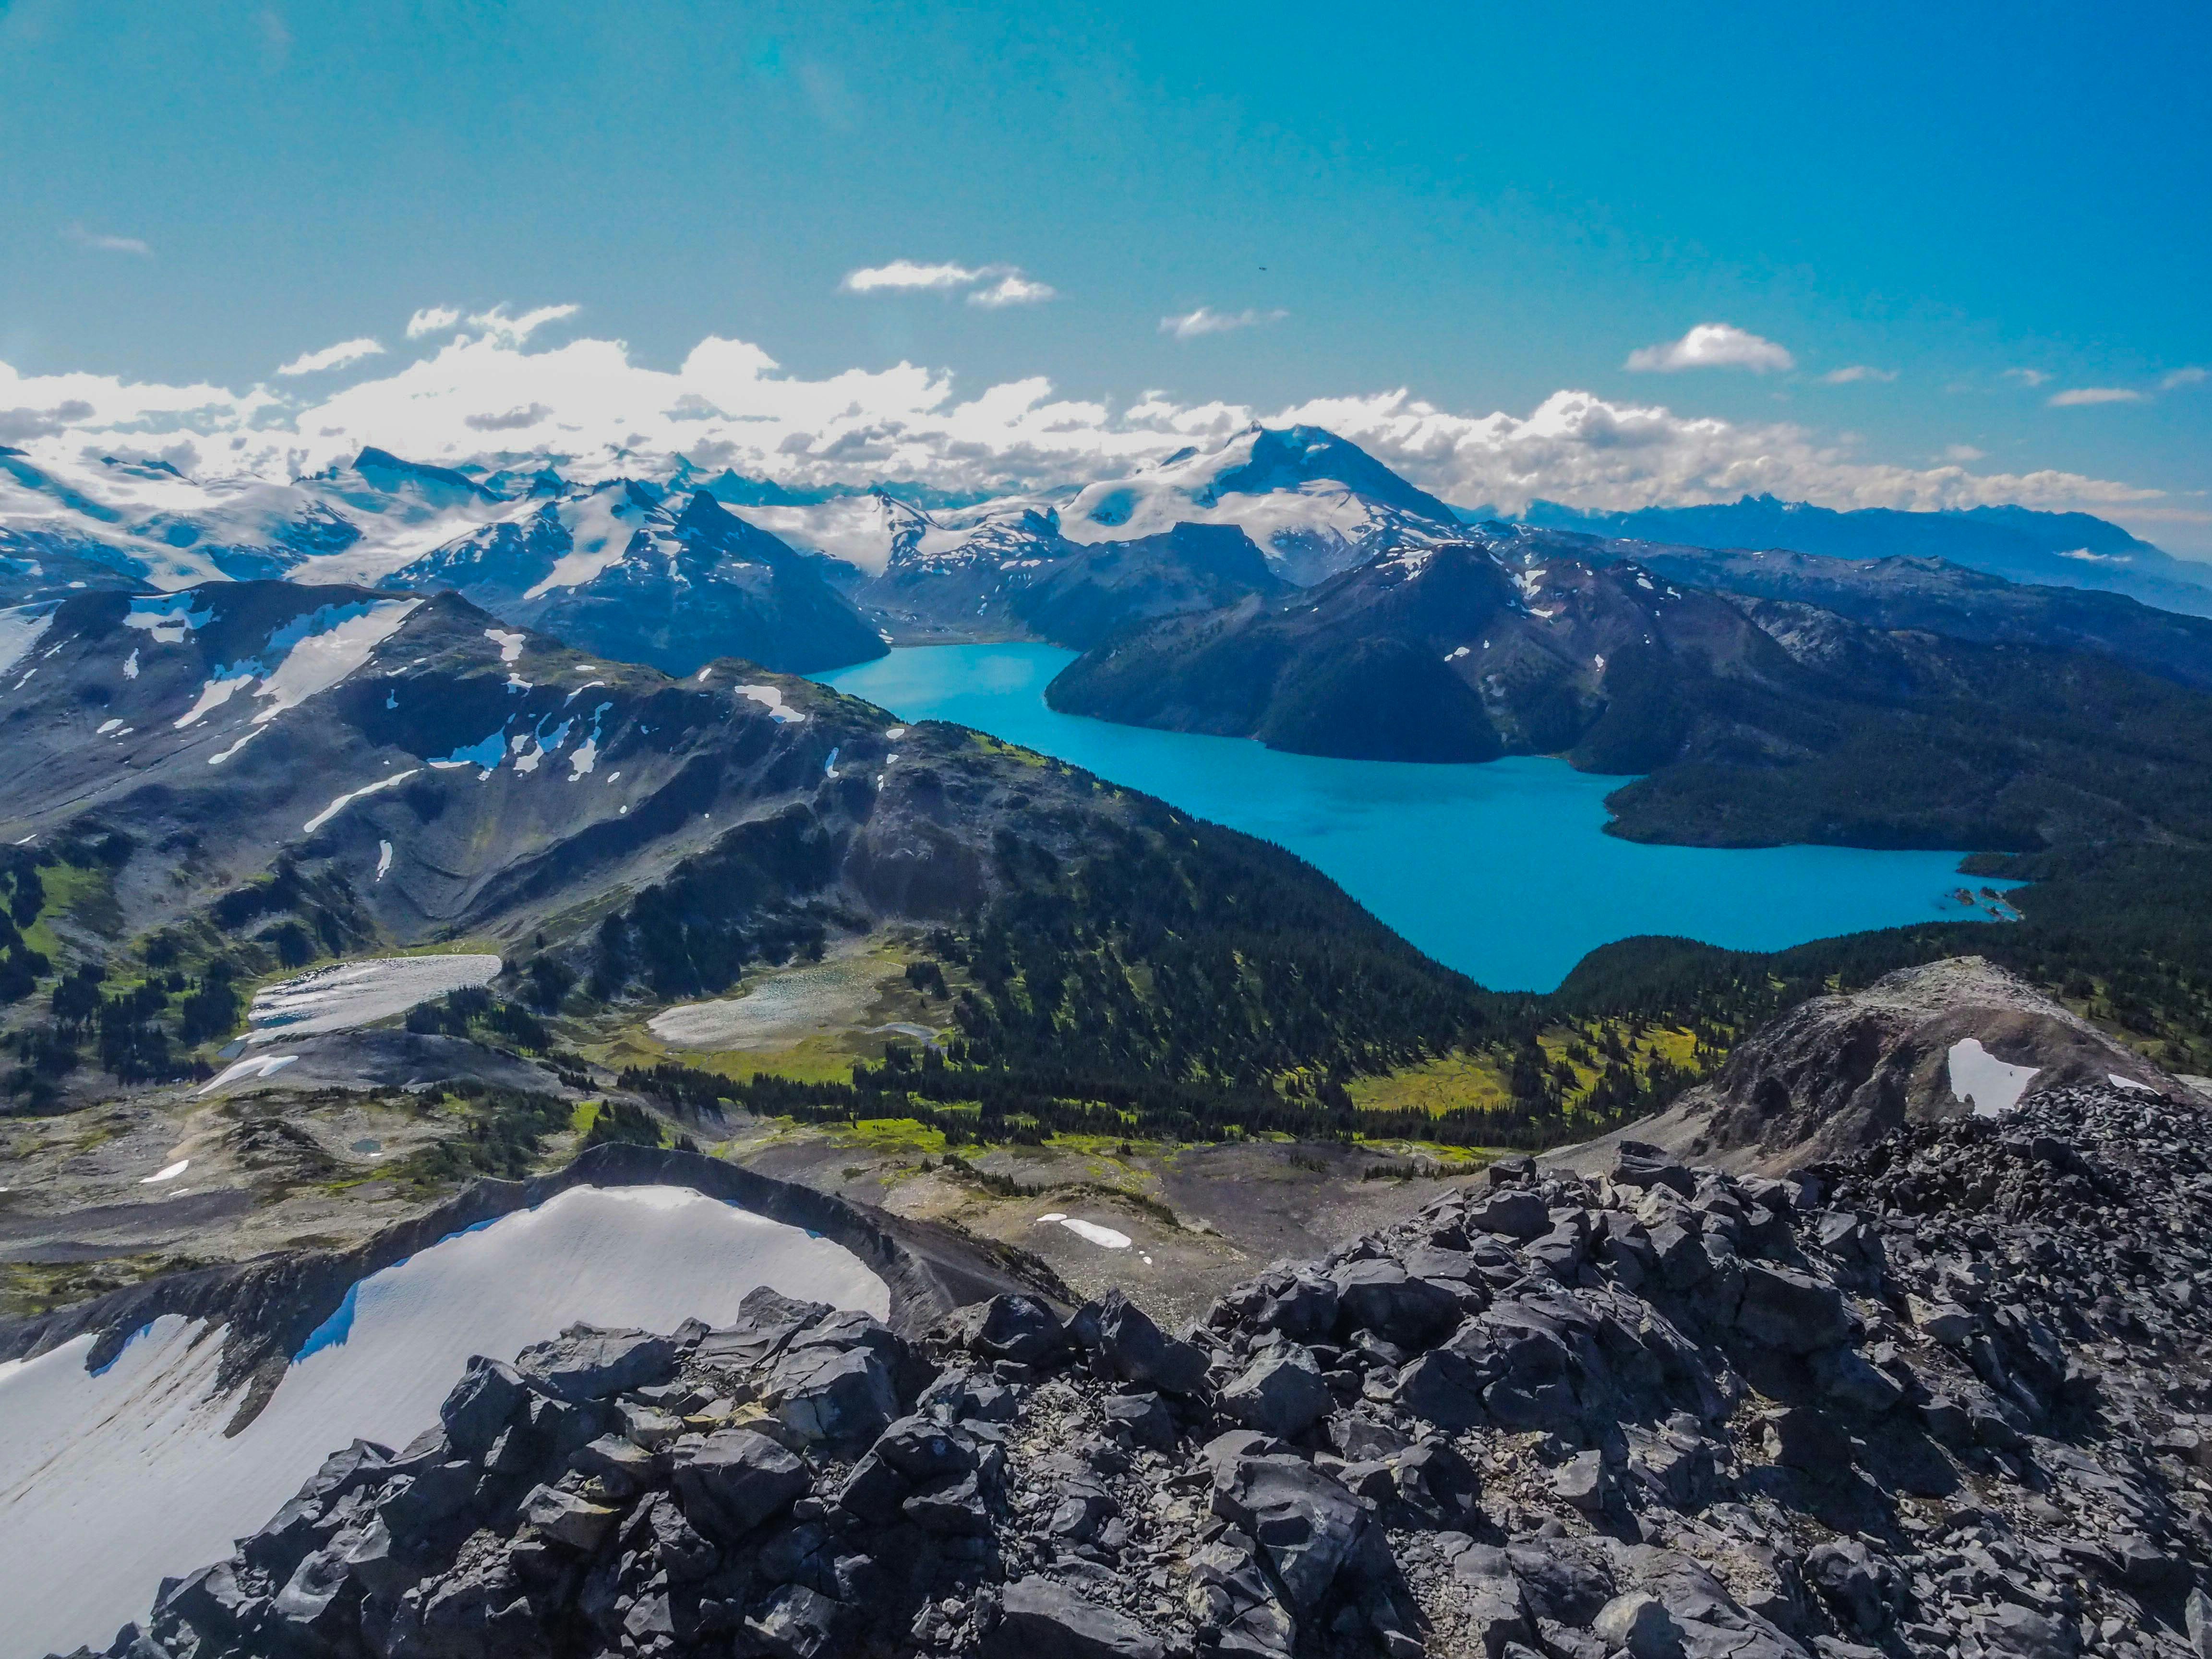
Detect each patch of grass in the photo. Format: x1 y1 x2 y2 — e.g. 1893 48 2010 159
0 1252 206 1319
1346 1050 1514 1117
22 862 117 958
830 1116 949 1156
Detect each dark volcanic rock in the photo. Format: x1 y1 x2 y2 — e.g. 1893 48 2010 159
105 1072 2212 1659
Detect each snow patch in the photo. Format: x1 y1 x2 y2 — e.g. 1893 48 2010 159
0 1186 889 1658
198 1054 299 1094
2108 1073 2155 1093
123 648 139 679
139 1160 190 1185
123 595 213 645
207 725 266 767
484 627 526 663
246 953 500 1045
1948 1038 2040 1118
0 605 52 678
302 767 420 834
375 840 393 881
735 683 805 723
174 673 251 729
1036 1214 1133 1250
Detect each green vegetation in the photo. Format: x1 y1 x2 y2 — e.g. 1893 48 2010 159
388 1083 575 1190
404 986 553 1052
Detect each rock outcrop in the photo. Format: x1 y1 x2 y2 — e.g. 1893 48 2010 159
84 1080 2212 1659
1556 957 2179 1176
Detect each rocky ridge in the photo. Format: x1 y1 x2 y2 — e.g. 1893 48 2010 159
1556 958 2179 1178
92 1077 2212 1659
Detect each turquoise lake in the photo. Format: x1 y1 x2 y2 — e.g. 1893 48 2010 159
818 644 2009 993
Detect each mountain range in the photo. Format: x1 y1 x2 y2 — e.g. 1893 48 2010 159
16 425 2205 665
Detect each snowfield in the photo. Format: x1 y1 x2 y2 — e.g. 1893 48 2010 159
1948 1036 2041 1117
245 953 502 1045
0 1184 890 1658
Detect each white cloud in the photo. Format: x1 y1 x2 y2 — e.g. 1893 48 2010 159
1625 323 1794 374
968 274 1056 308
465 304 578 345
840 261 1053 307
1820 365 1897 385
2161 366 2208 391
842 261 985 294
2047 386 2143 407
1160 307 1287 341
275 337 385 377
405 306 463 340
2003 367 2052 387
0 315 2163 534
1943 444 1986 463
63 223 151 257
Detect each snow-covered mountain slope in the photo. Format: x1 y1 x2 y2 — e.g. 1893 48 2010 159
0 579 891 951
1056 424 1465 585
382 483 888 676
740 489 1067 577
0 445 517 594
0 1183 888 1659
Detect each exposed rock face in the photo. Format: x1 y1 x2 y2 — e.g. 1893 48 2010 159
86 1080 2212 1659
1557 957 2178 1176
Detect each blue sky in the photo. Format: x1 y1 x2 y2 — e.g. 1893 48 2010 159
2 0 2207 549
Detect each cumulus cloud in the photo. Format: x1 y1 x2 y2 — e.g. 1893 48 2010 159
2003 367 2052 387
1161 307 1287 341
2161 367 2208 391
0 315 2162 532
63 223 151 257
1820 365 1898 385
406 306 463 339
465 304 578 345
1625 323 1794 374
968 274 1056 308
841 261 1054 305
1943 445 1986 462
842 260 983 294
2047 386 2144 407
463 403 553 432
276 337 385 377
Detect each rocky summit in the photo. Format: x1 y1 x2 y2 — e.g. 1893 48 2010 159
88 1075 2212 1659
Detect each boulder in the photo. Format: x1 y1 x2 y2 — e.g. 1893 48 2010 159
1593 1592 1684 1659
1389 1349 1489 1431
905 1469 993 1535
1255 1273 1340 1340
1212 1454 1366 1615
1734 1263 1850 1353
1092 1289 1209 1395
439 1357 529 1455
1102 1390 1178 1450
521 1484 619 1551
1465 1192 1550 1239
764 1342 899 1445
696 1286 832 1369
746 1583 850 1659
1803 1539 1885 1637
1331 1259 1460 1345
1443 1541 1535 1657
670 1428 812 1542
1612 1142 1695 1198
988 1575 1166 1659
956 1293 1067 1365
1221 1347 1334 1439
514 1324 679 1402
